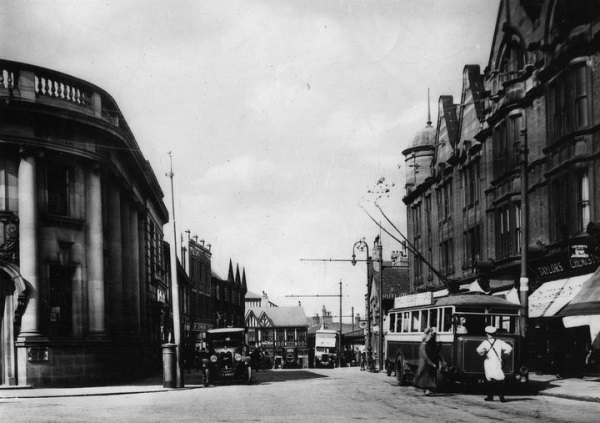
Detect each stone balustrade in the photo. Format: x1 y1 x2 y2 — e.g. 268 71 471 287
0 59 123 131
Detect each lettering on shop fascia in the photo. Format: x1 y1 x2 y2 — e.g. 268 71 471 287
260 341 306 348
535 254 600 277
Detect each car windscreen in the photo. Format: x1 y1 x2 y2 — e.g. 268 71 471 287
208 335 244 349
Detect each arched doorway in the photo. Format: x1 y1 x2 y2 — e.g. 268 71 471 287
0 261 26 386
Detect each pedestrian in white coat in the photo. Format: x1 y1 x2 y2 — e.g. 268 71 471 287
476 326 512 402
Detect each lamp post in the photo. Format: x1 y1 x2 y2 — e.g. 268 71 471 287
352 238 372 369
518 119 529 341
375 240 383 373
167 152 183 388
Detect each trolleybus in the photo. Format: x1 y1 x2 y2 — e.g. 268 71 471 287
384 291 528 388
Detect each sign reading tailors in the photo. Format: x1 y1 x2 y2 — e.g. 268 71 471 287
394 292 433 309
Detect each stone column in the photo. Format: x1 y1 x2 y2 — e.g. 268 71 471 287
129 204 141 334
17 153 41 338
120 196 133 332
106 183 123 333
86 167 105 336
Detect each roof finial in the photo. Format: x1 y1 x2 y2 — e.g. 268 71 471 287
427 88 432 126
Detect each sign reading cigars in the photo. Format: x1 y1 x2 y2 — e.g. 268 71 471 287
394 291 433 309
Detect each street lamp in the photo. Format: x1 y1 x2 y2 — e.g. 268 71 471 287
375 240 383 373
352 238 372 370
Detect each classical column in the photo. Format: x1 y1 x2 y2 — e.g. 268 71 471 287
106 183 123 333
129 204 141 334
17 152 41 338
120 196 133 332
86 167 105 336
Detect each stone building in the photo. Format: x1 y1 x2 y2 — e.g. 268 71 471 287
0 59 169 387
402 0 600 374
212 259 246 328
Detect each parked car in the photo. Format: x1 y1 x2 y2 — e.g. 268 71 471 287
282 347 300 369
202 328 252 386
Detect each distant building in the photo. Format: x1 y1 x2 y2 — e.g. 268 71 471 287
245 306 308 365
212 260 246 328
245 290 278 308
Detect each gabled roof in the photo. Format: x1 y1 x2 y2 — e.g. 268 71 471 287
242 269 248 293
246 306 308 327
372 263 411 299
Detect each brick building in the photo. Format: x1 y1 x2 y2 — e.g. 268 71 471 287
402 0 600 374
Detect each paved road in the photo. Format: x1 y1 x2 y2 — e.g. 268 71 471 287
2 367 599 422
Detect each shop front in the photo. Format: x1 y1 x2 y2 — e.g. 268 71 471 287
527 239 600 376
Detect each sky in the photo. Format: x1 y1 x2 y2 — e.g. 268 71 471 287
2 0 500 321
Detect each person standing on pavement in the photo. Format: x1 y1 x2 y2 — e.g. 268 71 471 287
414 327 439 396
476 326 512 402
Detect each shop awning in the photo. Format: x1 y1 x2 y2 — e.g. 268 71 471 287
558 267 600 317
528 273 593 318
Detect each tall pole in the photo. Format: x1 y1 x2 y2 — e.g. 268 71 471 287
167 152 184 388
377 242 384 372
352 239 372 369
339 279 343 368
519 122 529 342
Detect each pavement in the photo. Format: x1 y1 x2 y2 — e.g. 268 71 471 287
0 369 599 403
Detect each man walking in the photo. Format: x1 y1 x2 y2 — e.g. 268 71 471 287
476 326 512 402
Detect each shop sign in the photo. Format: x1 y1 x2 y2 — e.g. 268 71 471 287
394 292 433 309
192 322 213 332
534 251 600 279
259 340 305 348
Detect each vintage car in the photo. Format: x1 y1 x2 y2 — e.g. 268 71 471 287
202 328 252 386
282 347 299 369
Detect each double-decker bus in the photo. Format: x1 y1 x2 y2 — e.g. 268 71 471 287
384 292 528 387
314 328 338 368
